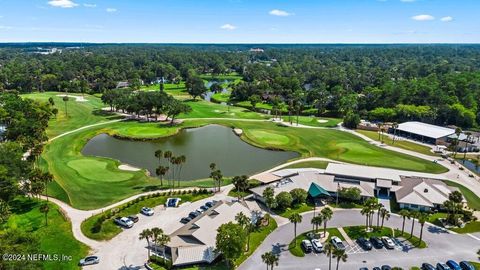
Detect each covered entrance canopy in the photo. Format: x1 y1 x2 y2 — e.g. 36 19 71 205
308 182 331 198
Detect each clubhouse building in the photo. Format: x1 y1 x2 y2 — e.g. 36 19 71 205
393 121 460 145
251 163 460 212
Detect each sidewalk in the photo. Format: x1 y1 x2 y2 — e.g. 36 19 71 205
338 227 355 246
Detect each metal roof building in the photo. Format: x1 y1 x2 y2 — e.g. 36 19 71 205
395 121 456 144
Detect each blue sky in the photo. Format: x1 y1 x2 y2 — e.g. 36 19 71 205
0 0 478 43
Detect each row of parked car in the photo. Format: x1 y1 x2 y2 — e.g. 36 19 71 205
301 236 347 253
114 207 155 228
180 200 217 224
421 261 475 270
357 236 396 250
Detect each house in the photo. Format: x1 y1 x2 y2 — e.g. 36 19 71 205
249 48 264 53
250 163 455 211
116 81 129 89
165 201 252 266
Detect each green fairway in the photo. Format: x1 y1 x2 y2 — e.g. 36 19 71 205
180 100 267 119
22 92 118 138
283 160 330 169
247 130 291 146
211 92 231 103
282 116 342 128
1 198 89 270
357 130 437 156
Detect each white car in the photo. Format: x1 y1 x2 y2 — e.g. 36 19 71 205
331 236 346 250
79 256 99 266
381 236 395 249
114 217 134 228
141 207 154 216
311 239 323 253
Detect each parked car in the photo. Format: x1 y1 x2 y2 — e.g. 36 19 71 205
114 217 134 228
446 260 462 270
127 215 139 223
437 263 452 270
357 237 372 250
205 201 217 208
381 236 395 249
373 267 381 270
180 217 192 224
421 263 436 270
359 268 369 270
311 239 323 253
200 205 209 212
78 256 100 266
141 207 154 216
166 198 181 207
381 266 392 270
459 261 475 270
370 237 384 249
188 211 200 219
331 236 346 251
301 239 313 253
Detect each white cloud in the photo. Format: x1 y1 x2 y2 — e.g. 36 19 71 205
0 25 13 30
441 16 453 22
83 3 96 8
411 14 435 21
269 9 292 17
220 24 236 30
106 8 117 13
47 0 79 8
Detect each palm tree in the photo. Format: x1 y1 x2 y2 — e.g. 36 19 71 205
418 212 430 243
333 248 348 270
311 215 323 233
398 209 410 235
163 151 173 185
361 206 371 231
376 203 383 228
321 207 333 237
232 175 249 201
156 165 169 186
154 149 163 162
392 122 399 144
463 132 472 162
235 212 252 251
409 211 419 237
289 213 303 247
453 127 462 158
324 243 334 270
139 229 153 261
39 203 49 226
156 233 170 265
151 227 164 249
261 251 279 270
62 95 69 117
379 208 390 228
177 155 186 187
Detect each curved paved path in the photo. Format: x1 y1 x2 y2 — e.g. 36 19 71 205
239 209 480 270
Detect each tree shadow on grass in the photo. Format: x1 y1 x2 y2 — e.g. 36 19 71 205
9 198 39 214
92 109 125 120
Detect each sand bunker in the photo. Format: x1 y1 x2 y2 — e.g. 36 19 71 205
57 95 88 102
118 164 141 172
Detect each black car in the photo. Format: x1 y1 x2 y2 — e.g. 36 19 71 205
205 201 217 208
188 211 200 219
459 261 475 270
180 217 192 224
200 205 209 212
357 237 372 250
437 263 452 270
373 267 381 270
381 266 392 270
127 215 139 223
359 268 369 270
370 237 384 249
421 263 436 270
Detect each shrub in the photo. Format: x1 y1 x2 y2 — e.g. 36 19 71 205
275 192 293 210
290 188 308 205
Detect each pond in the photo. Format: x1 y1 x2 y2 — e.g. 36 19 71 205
204 80 230 102
82 125 299 181
460 159 480 175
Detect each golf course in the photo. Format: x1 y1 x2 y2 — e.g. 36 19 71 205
25 91 448 210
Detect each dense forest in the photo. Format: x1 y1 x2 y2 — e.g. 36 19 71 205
1 44 480 128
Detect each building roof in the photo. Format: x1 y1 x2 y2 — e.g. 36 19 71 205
325 163 448 182
395 177 460 207
167 201 251 266
397 121 455 139
308 182 330 197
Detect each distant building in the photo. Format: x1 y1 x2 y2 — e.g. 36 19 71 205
394 121 457 145
164 201 253 266
116 81 129 89
249 48 264 53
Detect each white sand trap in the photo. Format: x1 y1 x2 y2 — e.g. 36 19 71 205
317 119 329 123
57 95 88 102
118 164 141 172
214 110 221 113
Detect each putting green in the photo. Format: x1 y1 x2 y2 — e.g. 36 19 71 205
67 159 134 182
247 130 291 146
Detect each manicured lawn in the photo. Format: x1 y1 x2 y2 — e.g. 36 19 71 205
288 228 344 257
283 160 330 169
274 203 314 218
235 101 275 111
343 226 393 239
211 92 231 103
444 180 480 210
81 191 212 240
357 130 437 157
22 91 119 138
200 72 243 83
180 100 267 119
282 116 342 128
1 198 89 270
234 217 278 266
451 221 480 233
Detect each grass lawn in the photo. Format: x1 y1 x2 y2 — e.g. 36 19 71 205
357 130 437 157
283 160 329 169
451 221 480 234
343 226 393 239
1 197 89 270
288 228 344 257
200 73 243 83
282 116 342 128
443 180 480 210
274 203 314 218
180 100 267 119
81 191 212 240
235 101 275 111
22 91 119 138
211 92 231 103
234 217 278 267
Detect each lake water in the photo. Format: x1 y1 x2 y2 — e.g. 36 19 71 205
82 125 299 181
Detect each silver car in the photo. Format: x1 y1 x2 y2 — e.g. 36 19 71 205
79 256 99 266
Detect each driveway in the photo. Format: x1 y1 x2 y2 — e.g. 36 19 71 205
239 209 480 270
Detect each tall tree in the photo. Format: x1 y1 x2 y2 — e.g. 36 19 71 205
235 212 252 251
139 229 153 261
398 209 410 235
215 222 247 268
261 251 279 270
288 213 303 247
333 248 348 270
39 203 49 226
320 207 333 237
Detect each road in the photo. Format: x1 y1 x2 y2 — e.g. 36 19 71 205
239 209 480 270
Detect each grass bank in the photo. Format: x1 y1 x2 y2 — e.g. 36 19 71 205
444 180 480 210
